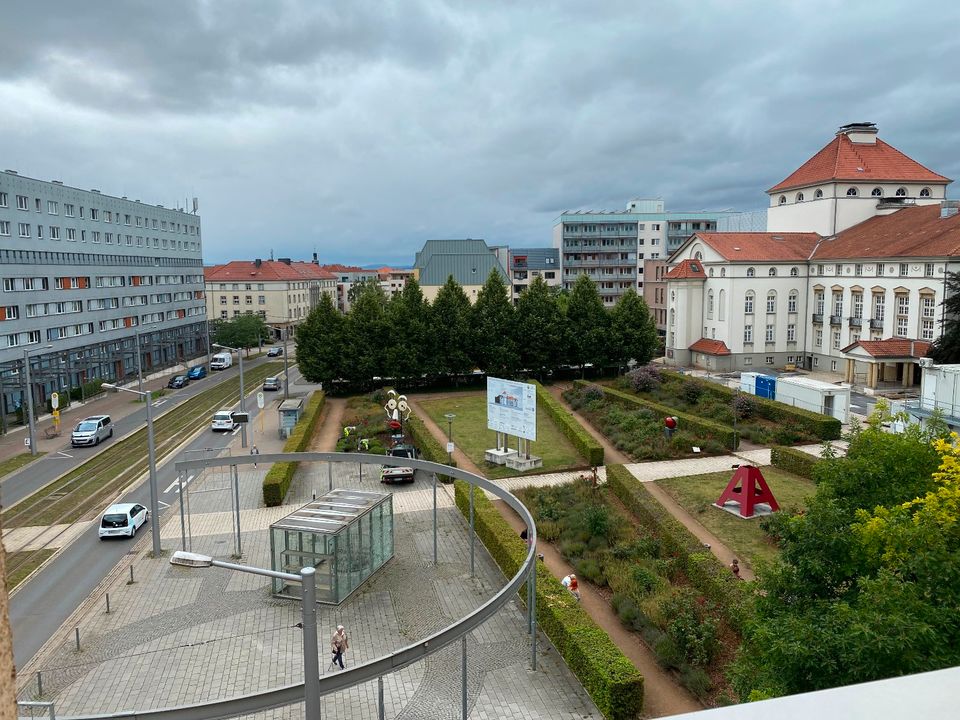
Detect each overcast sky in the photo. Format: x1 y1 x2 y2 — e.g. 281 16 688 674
3 1 960 266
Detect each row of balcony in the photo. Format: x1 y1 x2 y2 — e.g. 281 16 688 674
563 256 637 267
812 314 883 329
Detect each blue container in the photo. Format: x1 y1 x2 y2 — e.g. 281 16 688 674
755 375 777 400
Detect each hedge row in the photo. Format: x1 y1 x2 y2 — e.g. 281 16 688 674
405 412 458 483
659 370 842 441
452 480 644 719
262 391 326 506
532 380 604 466
604 464 751 633
577 380 739 450
770 445 819 480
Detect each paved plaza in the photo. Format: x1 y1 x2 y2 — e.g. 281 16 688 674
16 458 602 720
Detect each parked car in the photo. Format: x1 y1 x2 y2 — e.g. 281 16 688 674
380 443 418 484
71 415 114 447
99 503 148 539
167 375 190 389
262 376 282 391
211 409 239 432
267 346 284 357
187 366 207 380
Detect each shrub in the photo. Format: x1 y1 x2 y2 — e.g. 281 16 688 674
575 557 606 586
262 391 326 506
680 666 714 700
538 519 562 542
661 589 720 666
583 384 606 402
626 365 662 393
613 594 641 628
533 380 604 466
653 634 684 670
770 445 819 479
680 380 705 405
732 393 757 420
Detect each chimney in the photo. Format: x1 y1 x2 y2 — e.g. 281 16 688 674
278 257 291 265
312 252 318 265
941 200 960 219
837 122 878 145
254 258 262 268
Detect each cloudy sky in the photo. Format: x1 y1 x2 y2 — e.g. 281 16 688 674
3 1 960 265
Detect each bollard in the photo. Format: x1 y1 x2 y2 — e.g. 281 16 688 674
128 565 135 584
36 671 42 698
105 593 111 614
74 626 80 652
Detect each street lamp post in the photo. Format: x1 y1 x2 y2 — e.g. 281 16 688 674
23 345 53 456
134 331 144 394
102 382 161 556
444 413 456 464
170 551 320 720
213 343 247 449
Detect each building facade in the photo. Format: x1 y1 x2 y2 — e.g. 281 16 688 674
507 247 560 301
413 239 507 303
317 264 381 312
0 170 207 418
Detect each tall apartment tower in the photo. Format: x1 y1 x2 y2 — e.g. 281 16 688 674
0 170 207 417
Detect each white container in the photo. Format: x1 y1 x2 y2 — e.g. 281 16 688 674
775 376 851 424
740 372 759 394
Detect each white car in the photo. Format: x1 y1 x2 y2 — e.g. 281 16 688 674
99 503 148 539
211 410 239 432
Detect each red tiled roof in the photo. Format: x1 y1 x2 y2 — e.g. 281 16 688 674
665 259 707 279
289 262 336 280
840 338 931 359
690 232 821 262
812 203 960 259
205 260 332 282
769 134 950 193
689 338 731 356
318 263 365 273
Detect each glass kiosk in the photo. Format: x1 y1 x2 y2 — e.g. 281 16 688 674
269 488 394 604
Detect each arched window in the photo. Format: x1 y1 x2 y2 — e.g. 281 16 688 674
790 266 799 277
766 291 776 314
778 195 787 205
746 267 756 277
796 192 804 202
920 187 931 197
694 251 703 260
896 187 907 197
669 308 675 326
720 268 726 277
768 267 777 277
788 290 798 313
846 187 858 196
709 267 714 277
718 290 726 320
814 189 824 199
708 290 715 318
871 187 882 197
744 291 755 314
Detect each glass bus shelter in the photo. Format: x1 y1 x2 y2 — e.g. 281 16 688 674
270 488 394 604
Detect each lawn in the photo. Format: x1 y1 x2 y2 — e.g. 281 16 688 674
0 451 45 480
6 549 56 591
418 393 585 478
656 466 817 568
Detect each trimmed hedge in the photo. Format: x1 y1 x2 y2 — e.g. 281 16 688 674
406 412 458 483
579 380 739 450
453 480 644 719
604 464 751 633
532 380 604 466
770 445 819 480
659 370 841 441
262 391 326 506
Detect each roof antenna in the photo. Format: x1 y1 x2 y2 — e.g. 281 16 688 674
270 249 274 261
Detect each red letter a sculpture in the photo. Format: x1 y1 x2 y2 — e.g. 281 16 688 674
715 465 780 518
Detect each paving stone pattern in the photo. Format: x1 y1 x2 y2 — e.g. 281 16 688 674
19 459 600 719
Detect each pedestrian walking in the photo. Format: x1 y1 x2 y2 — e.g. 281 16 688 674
730 558 742 579
561 573 581 601
250 445 260 468
330 625 349 670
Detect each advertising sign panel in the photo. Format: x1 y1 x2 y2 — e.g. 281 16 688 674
486 377 537 441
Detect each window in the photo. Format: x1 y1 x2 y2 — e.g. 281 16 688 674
220 310 228 319
744 292 755 314
707 290 714 318
900 263 909 276
778 195 786 205
833 331 841 349
922 319 935 340
835 263 842 275
925 262 935 277
1 305 19 321
833 292 843 317
896 187 907 197
67 228 76 241
920 187 931 197
766 356 775 365
896 316 909 337
878 263 885 276
152 219 158 229
718 289 726 321
744 357 753 366
245 295 253 305
851 332 860 345
65 204 74 217
136 216 143 227
16 195 28 210
853 292 863 318
90 208 99 221
873 293 885 321
787 323 796 342
766 292 776 313
815 291 824 315
744 324 753 343
816 329 823 347
846 187 858 196
768 267 777 277
796 192 804 202
18 223 30 238
0 221 8 236
49 226 59 240
47 200 58 214
897 294 909 316
766 325 775 342
37 225 43 239
258 295 266 305
922 295 936 318
92 231 101 243
0 192 6 207
790 266 799 277
855 263 863 276
233 295 240 305
788 291 798 313
124 214 131 225
871 187 883 197
815 189 823 199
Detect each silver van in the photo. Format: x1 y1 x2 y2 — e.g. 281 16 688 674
72 415 114 447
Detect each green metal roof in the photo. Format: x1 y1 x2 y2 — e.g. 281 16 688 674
414 239 507 286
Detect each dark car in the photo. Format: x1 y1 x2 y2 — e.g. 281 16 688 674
262 376 282 391
267 347 284 357
187 366 207 380
167 375 189 389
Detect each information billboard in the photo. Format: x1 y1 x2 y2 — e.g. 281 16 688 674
486 377 537 441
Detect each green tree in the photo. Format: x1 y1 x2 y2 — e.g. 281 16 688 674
347 277 383 306
383 277 429 382
929 271 960 362
609 289 659 371
470 269 518 378
564 274 609 374
344 280 388 385
428 276 473 378
514 277 566 379
214 314 268 355
295 294 346 387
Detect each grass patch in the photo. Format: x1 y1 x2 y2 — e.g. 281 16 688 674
6 549 56 590
656 467 816 567
419 393 585 478
0 451 45 480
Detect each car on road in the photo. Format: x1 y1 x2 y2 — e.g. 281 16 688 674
262 376 282 391
167 375 190 389
71 415 114 447
98 503 148 539
211 409 239 432
380 443 418 484
187 365 207 380
267 346 283 357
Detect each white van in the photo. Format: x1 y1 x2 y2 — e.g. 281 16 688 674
211 409 239 432
210 352 233 370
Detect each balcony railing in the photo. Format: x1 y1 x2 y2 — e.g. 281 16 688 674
870 318 884 330
830 315 843 325
812 313 824 323
848 316 863 327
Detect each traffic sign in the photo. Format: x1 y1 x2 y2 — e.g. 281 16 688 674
24 438 30 447
52 409 60 420
446 441 455 454
256 391 265 409
51 392 59 410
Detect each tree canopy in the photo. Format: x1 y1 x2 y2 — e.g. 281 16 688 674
214 314 268 354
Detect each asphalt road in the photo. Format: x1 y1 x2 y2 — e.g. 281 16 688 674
10 359 296 669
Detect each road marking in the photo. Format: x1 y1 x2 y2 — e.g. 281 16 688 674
152 399 168 408
157 500 170 509
231 427 240 435
54 451 73 459
164 474 195 494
